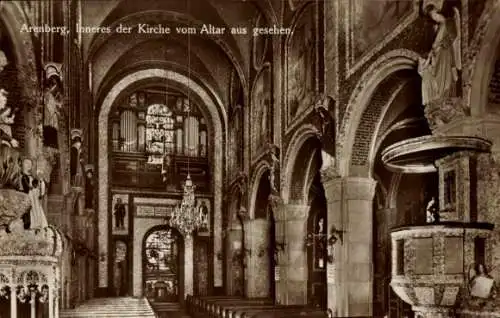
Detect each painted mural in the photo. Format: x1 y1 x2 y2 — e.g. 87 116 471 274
112 193 129 235
251 66 271 159
287 4 316 123
350 0 413 61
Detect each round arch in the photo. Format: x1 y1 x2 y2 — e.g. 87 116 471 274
97 68 225 288
337 49 421 177
248 161 271 219
467 1 500 116
142 225 184 302
282 124 321 204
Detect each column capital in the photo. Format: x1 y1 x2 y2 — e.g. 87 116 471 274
278 204 309 222
323 176 377 202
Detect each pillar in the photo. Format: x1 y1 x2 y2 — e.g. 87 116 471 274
243 218 270 298
283 204 309 305
49 286 54 318
31 289 36 318
322 176 376 317
184 235 193 299
225 228 243 295
10 284 16 318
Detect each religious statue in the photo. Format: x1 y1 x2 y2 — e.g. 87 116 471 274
198 201 209 231
0 50 7 73
138 92 146 107
36 285 49 318
0 88 18 148
18 158 48 230
0 286 10 318
129 93 137 108
426 196 440 223
70 132 83 186
418 3 461 105
16 286 30 318
43 67 63 148
84 166 94 209
268 144 279 195
113 197 126 229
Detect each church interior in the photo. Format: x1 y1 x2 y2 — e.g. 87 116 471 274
1 0 500 317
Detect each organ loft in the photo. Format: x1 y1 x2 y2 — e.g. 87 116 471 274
1 0 500 317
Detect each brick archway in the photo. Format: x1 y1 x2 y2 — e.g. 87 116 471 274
337 49 421 178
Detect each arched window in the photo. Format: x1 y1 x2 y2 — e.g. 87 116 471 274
146 104 175 163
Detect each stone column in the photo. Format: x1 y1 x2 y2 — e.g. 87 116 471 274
31 289 36 318
322 176 376 317
243 218 270 298
273 201 287 305
10 284 16 318
283 204 309 305
184 235 194 299
49 286 54 318
226 228 244 295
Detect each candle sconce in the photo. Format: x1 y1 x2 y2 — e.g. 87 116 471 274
216 251 223 261
305 225 344 264
326 225 344 264
233 248 252 268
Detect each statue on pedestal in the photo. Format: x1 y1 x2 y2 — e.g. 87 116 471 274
0 88 18 148
18 158 48 231
42 63 62 149
426 196 440 223
418 3 461 105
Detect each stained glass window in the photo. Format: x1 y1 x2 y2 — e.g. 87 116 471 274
146 104 175 158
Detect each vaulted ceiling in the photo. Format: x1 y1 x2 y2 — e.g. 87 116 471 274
83 0 281 112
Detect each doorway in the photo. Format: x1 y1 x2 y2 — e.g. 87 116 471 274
143 227 183 303
307 173 327 309
113 240 129 296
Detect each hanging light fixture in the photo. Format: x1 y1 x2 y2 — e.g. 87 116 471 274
167 1 204 237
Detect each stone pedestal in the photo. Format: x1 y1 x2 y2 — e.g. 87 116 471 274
243 218 270 298
322 176 376 317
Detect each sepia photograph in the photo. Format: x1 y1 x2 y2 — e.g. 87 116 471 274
0 0 498 317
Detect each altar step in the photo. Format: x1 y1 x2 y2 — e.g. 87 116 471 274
60 297 157 317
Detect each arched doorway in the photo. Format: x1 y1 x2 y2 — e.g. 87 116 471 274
143 227 183 303
306 172 327 309
254 170 275 300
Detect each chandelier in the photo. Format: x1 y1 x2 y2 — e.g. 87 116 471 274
166 6 203 237
168 174 203 237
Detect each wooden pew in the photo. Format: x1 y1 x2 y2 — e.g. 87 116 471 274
207 298 271 318
187 295 241 317
247 308 328 318
238 306 323 318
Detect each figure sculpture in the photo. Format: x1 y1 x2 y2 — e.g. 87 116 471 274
418 4 461 105
426 196 440 223
0 88 18 148
18 159 48 230
0 50 7 73
42 73 62 148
